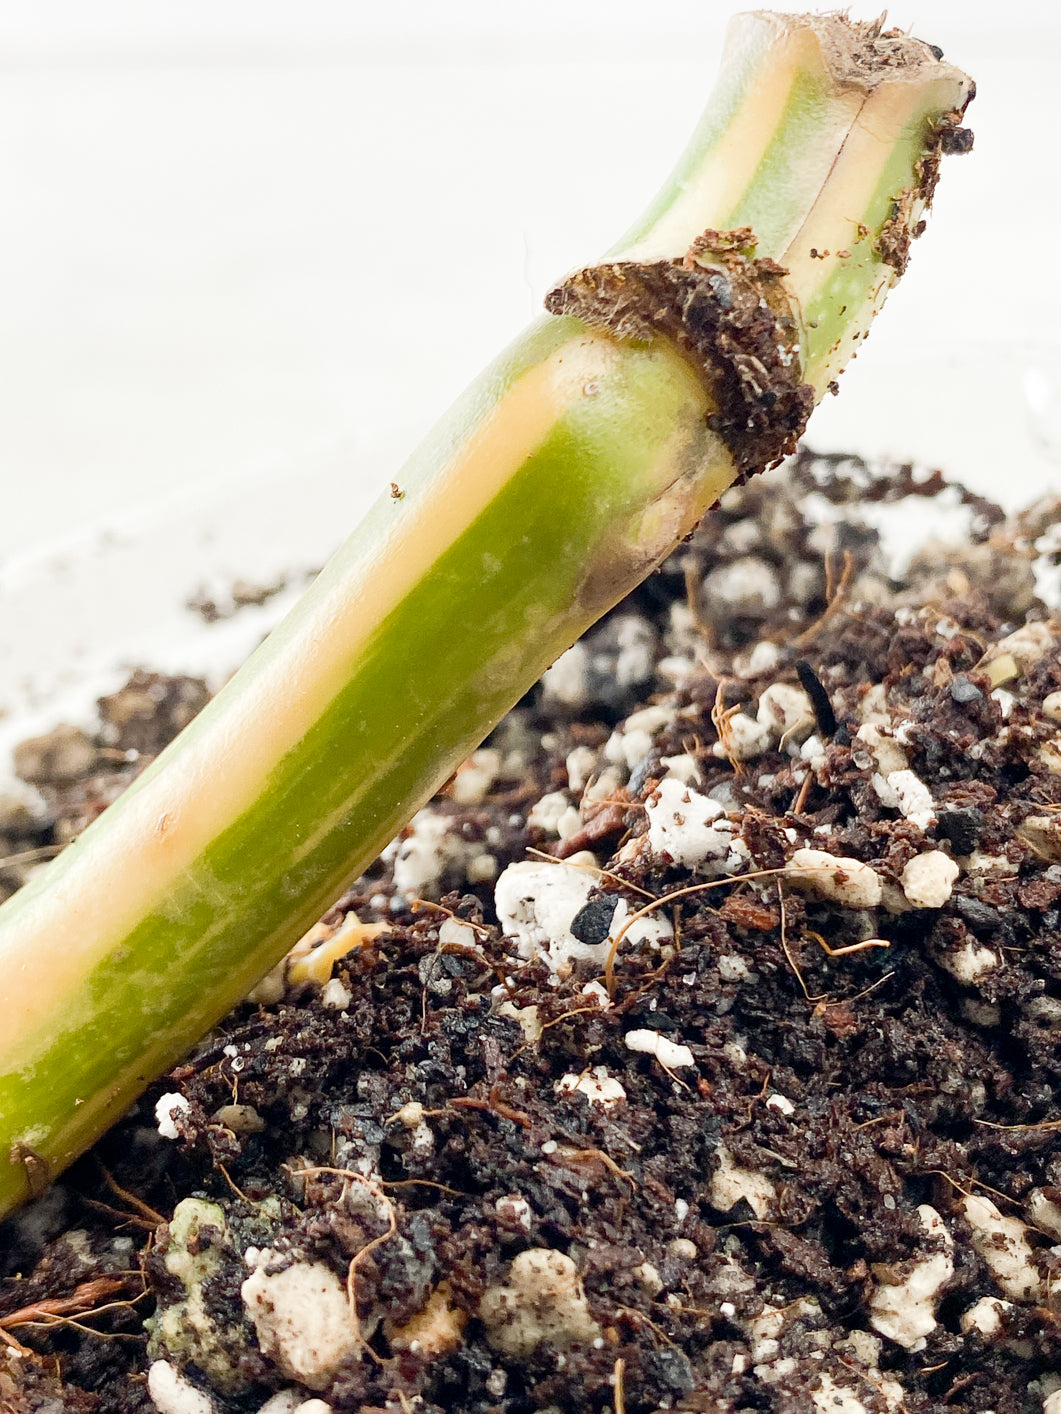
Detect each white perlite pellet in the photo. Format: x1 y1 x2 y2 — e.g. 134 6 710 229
624 704 675 737
257 1395 333 1414
390 810 448 896
964 849 1014 875
855 722 909 777
565 745 598 793
155 1092 191 1141
633 1262 664 1295
614 615 657 687
937 939 999 984
1028 1189 1061 1241
320 978 352 1010
756 682 815 749
527 791 579 838
583 764 624 804
718 953 751 982
858 683 890 725
390 809 474 898
450 748 502 805
494 862 595 963
605 703 671 773
660 752 702 784
962 1194 1043 1302
799 733 827 770
745 640 783 675
438 917 477 949
714 712 771 761
890 768 935 826
993 687 1016 719
810 1374 870 1414
624 1029 695 1071
493 861 671 976
872 768 937 832
147 1361 217 1414
709 1146 776 1220
497 1001 542 1046
703 556 781 616
901 850 959 908
540 642 590 708
747 1304 784 1360
645 778 747 872
468 850 499 884
479 1249 600 1357
255 1393 302 1414
960 1296 1012 1338
835 1328 885 1376
869 1205 953 1349
721 517 762 555
755 1355 797 1384
556 1067 626 1106
241 1255 360 1389
787 849 883 909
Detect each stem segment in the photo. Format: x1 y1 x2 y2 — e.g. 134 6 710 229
0 13 972 1219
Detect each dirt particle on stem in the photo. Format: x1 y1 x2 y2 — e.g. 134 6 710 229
878 108 974 274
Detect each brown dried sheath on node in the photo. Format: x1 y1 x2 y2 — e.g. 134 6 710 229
545 230 814 481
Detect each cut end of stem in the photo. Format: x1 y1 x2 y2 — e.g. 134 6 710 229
554 8 974 466
759 10 965 93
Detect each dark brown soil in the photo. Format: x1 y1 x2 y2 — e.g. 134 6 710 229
5 449 1061 1414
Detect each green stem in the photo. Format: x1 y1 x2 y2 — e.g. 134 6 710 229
0 13 972 1220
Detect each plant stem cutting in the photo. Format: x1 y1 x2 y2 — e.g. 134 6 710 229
0 12 973 1220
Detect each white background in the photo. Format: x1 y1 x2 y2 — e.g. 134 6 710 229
1 2 1059 733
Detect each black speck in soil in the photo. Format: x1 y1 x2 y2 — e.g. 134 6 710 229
569 896 619 947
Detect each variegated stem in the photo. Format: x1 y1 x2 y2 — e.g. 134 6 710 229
0 12 972 1219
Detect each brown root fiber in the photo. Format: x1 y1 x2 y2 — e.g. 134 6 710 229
544 228 814 481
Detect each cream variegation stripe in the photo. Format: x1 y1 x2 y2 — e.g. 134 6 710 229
613 21 810 264
781 76 959 293
781 73 969 392
0 332 647 1041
